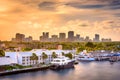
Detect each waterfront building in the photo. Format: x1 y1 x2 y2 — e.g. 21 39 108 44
5 49 74 66
0 57 15 66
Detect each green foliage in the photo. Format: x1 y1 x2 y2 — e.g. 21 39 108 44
30 53 38 60
0 50 5 57
77 46 86 53
22 48 32 51
3 65 32 71
62 52 65 56
42 52 48 62
1 41 120 52
85 42 96 48
52 52 57 58
65 53 73 59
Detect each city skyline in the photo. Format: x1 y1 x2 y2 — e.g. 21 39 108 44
12 31 111 42
0 0 120 41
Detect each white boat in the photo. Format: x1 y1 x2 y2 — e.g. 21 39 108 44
77 55 95 61
50 56 75 70
77 50 95 62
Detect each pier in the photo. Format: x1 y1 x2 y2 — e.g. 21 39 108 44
0 65 50 76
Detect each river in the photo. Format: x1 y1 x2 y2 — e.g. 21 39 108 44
0 61 120 80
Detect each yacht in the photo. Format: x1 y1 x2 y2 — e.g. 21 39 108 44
50 56 75 70
77 50 95 62
77 55 95 61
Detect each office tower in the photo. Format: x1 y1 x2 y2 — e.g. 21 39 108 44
68 31 74 41
76 34 80 39
40 32 49 42
101 38 112 42
93 34 100 42
25 36 33 42
51 35 58 42
59 33 66 41
16 33 25 42
85 36 90 42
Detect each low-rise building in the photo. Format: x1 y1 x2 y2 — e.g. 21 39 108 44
0 57 15 66
5 49 75 66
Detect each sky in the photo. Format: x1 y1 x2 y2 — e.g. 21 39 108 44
0 0 120 41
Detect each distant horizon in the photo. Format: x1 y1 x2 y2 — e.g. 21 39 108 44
1 31 119 42
0 31 120 41
0 0 120 41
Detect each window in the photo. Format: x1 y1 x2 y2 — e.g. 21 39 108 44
22 62 25 64
55 60 60 62
62 60 65 62
22 57 25 59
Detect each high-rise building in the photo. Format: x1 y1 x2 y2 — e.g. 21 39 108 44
59 33 66 41
74 34 80 42
101 38 112 42
93 34 100 42
51 35 58 42
76 34 80 39
25 36 33 42
40 32 49 42
68 31 74 41
15 33 25 42
85 36 90 42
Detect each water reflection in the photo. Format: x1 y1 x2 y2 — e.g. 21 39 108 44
0 61 120 80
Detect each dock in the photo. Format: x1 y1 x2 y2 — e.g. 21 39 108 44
0 65 50 76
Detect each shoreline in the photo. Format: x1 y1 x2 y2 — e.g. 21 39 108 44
0 65 50 76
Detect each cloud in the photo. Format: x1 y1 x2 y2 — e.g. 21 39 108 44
65 2 105 9
38 1 58 11
64 0 120 10
0 0 120 41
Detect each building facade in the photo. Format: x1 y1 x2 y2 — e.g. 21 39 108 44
5 49 75 66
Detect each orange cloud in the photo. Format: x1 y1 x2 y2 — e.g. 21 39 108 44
0 0 120 41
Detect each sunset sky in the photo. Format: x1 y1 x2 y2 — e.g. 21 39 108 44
0 0 120 41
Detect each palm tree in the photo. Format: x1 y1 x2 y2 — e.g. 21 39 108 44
65 53 73 59
0 50 5 57
42 52 48 64
30 53 38 65
62 52 65 56
52 52 57 58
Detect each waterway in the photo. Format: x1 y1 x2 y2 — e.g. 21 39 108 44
0 61 120 80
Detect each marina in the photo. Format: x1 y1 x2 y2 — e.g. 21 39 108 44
0 61 120 80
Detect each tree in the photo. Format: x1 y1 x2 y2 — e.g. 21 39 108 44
65 53 73 59
62 52 65 56
22 48 32 51
42 52 48 64
77 46 85 53
0 50 5 57
85 42 95 48
52 52 57 58
30 53 38 65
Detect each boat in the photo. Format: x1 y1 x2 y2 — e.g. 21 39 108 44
77 55 95 62
50 56 75 70
109 53 120 62
77 50 95 62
